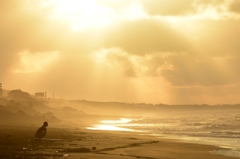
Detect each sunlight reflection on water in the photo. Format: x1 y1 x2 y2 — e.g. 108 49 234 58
100 118 132 124
86 118 136 132
87 124 134 131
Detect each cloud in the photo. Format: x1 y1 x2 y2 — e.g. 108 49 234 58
94 17 240 88
92 47 145 77
91 46 240 88
13 50 59 73
91 48 230 103
0 0 95 78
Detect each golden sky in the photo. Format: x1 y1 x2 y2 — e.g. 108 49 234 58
1 0 240 104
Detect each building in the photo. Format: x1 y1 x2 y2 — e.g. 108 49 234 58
35 92 47 99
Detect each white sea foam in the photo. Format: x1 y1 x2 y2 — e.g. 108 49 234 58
87 113 240 158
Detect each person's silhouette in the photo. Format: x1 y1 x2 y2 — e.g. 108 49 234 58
35 121 48 139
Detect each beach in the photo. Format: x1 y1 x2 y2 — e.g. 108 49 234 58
0 125 238 159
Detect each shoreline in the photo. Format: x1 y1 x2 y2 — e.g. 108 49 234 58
147 133 240 158
0 125 238 159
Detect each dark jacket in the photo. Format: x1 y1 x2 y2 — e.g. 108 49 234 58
35 126 47 138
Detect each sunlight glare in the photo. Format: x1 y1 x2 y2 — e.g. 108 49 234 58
87 124 133 131
42 0 147 31
101 118 132 124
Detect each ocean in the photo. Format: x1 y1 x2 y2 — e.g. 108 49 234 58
87 112 240 158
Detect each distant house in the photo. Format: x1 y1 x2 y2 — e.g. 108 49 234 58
35 92 47 99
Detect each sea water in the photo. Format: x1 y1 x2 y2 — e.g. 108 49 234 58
87 112 240 158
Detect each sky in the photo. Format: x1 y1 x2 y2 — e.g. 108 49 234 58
1 0 240 104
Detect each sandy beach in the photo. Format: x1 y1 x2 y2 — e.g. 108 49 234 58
0 125 238 159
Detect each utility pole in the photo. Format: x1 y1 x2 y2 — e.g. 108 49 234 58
0 83 2 97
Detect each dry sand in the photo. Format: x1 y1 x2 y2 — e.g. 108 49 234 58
0 125 237 159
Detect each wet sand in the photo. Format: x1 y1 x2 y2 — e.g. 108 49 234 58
0 125 237 159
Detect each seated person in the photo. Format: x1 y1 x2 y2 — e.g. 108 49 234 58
35 121 48 139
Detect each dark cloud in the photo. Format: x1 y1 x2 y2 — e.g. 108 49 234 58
139 0 194 16
100 19 193 55
139 0 236 17
229 0 240 13
96 19 240 87
194 0 227 5
153 19 240 87
161 54 231 86
192 19 240 56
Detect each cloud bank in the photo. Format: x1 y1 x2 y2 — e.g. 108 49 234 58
1 0 240 104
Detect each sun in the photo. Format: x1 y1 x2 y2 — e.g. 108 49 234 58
41 0 147 32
